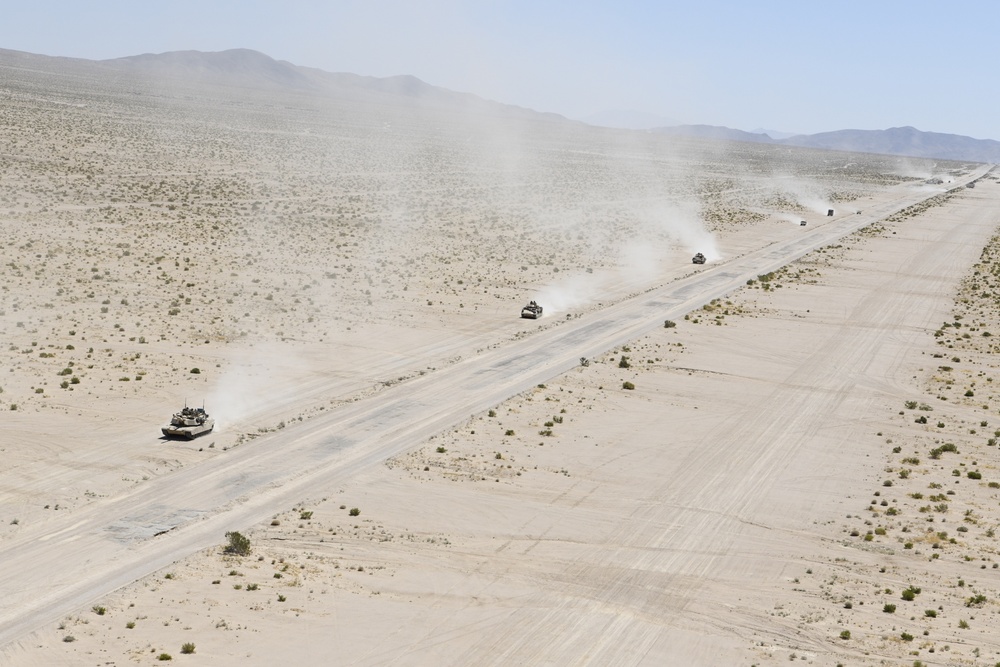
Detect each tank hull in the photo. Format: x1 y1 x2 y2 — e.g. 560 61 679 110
521 301 543 319
161 419 214 439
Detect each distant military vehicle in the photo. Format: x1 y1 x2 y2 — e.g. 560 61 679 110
800 220 807 226
827 209 834 216
162 404 214 439
521 300 543 319
692 252 706 264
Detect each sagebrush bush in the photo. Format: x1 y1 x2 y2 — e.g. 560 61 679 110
224 531 251 556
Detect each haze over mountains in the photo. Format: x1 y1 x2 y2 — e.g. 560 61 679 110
650 124 1000 163
4 46 998 163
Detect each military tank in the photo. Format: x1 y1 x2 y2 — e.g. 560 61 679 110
692 252 706 264
161 404 214 439
521 300 543 319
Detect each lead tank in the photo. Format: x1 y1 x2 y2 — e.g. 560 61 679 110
521 300 543 319
162 405 214 439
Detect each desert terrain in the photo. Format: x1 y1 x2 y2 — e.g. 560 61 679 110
2 49 999 665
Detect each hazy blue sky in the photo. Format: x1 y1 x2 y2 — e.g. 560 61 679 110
3 1 996 138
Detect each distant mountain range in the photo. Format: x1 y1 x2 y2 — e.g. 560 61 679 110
2 47 997 163
0 47 568 124
649 124 1000 163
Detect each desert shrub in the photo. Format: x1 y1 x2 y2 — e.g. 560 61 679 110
349 507 360 516
190 368 201 374
93 605 106 615
504 429 514 436
664 320 676 328
924 609 937 617
618 355 630 369
299 511 312 520
904 400 918 409
968 470 982 480
224 531 251 556
622 381 635 390
435 446 446 453
180 643 195 654
839 630 851 639
900 632 913 641
157 654 172 661
930 443 958 459
883 603 896 613
246 583 258 591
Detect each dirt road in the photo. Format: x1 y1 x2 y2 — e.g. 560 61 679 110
0 168 991 654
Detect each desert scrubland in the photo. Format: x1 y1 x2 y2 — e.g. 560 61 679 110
2 49 998 665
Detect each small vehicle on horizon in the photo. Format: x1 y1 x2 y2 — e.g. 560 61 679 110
692 252 706 264
800 220 807 226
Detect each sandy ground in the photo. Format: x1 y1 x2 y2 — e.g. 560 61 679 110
2 50 999 665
